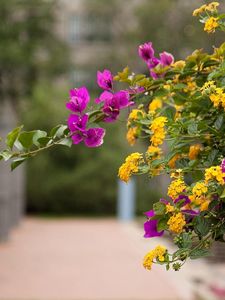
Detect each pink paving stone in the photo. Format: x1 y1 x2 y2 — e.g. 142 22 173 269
0 218 179 300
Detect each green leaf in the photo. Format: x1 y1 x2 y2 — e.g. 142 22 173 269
0 150 12 161
214 114 224 130
157 217 168 231
190 249 210 259
206 149 219 166
11 158 27 171
18 131 36 149
37 137 52 147
153 202 166 215
57 138 72 147
50 125 68 138
181 233 192 248
6 125 23 150
162 106 176 121
193 216 211 236
33 130 47 147
187 122 198 135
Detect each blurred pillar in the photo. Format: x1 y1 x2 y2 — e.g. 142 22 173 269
117 178 135 221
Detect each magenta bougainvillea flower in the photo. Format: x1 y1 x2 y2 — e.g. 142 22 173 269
66 87 90 113
147 57 160 69
138 42 155 62
143 210 164 238
96 90 133 122
138 42 174 80
84 128 106 147
68 114 88 133
70 126 105 148
97 69 113 90
160 51 174 66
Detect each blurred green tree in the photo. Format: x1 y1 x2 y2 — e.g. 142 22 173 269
0 0 69 107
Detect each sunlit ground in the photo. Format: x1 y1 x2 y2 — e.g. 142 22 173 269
0 217 224 300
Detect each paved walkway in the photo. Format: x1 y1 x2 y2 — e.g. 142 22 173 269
0 218 182 300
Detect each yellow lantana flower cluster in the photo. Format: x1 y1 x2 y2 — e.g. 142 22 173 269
149 98 162 114
150 116 167 146
209 88 225 108
167 178 186 200
189 144 202 160
167 213 186 234
118 152 143 183
127 109 144 124
205 166 224 185
193 2 219 16
166 203 175 213
126 127 138 146
190 181 208 206
143 245 167 270
204 17 219 33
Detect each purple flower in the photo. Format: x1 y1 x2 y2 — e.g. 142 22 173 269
160 198 169 204
138 42 155 62
147 57 160 69
66 87 90 114
71 127 106 148
68 114 88 133
84 128 105 147
143 210 164 238
174 195 190 206
95 91 113 104
97 69 113 90
96 90 133 123
159 51 174 66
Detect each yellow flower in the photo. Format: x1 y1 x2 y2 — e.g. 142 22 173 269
147 145 162 158
200 200 210 211
150 116 167 146
167 179 186 200
192 181 208 197
167 213 186 234
205 166 224 185
118 152 143 183
189 144 202 160
166 204 175 213
201 81 216 93
126 127 138 146
143 245 166 270
149 98 162 113
127 109 144 126
209 88 225 108
168 154 180 169
193 4 207 16
204 17 219 33
172 60 185 69
206 2 219 12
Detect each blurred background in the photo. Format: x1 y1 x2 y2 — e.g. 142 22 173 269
0 1 225 300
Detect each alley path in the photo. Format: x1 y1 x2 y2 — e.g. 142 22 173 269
0 218 180 300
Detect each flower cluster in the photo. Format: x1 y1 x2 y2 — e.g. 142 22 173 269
143 245 167 270
193 2 221 33
118 152 143 183
66 87 105 147
150 116 167 146
138 42 174 79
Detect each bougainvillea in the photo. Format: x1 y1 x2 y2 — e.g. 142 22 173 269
1 2 225 271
